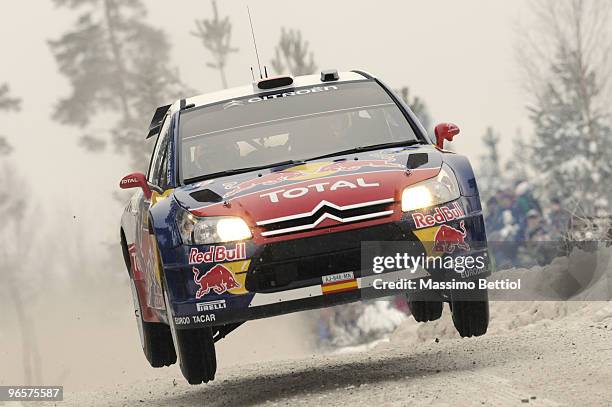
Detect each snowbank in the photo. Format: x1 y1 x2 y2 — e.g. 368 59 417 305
388 247 612 345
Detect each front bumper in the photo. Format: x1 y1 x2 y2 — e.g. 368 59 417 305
164 197 490 329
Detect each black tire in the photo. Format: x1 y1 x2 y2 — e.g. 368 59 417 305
141 320 177 368
130 279 177 368
122 232 176 367
156 238 216 384
174 327 217 385
408 301 443 322
162 278 217 385
450 289 489 338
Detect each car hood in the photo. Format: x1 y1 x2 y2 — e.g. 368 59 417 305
174 145 443 233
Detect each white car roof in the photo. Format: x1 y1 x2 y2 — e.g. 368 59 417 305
184 71 370 109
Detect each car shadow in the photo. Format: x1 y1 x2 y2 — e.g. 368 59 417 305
159 339 525 407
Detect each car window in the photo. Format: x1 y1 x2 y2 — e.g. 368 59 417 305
148 116 172 186
179 80 420 181
157 141 171 190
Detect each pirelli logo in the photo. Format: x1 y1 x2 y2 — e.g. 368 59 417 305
321 272 358 295
196 300 226 312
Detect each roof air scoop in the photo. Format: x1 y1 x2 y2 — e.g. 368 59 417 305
146 104 171 139
255 76 294 90
321 69 339 82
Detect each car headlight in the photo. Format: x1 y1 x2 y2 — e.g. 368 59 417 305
177 210 252 245
401 164 460 212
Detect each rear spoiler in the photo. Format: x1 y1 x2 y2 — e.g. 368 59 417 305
146 104 171 139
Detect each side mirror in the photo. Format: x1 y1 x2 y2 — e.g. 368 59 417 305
119 172 152 199
434 123 460 149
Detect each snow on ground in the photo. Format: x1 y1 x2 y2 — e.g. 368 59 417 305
59 300 612 407
390 247 611 344
53 250 612 406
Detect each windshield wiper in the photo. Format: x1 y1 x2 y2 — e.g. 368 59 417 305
301 140 425 162
183 140 424 184
183 160 305 184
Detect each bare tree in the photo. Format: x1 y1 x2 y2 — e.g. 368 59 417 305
0 164 42 384
0 83 21 156
271 28 317 76
0 83 21 112
396 87 432 131
477 127 505 200
49 0 191 170
192 0 238 89
517 0 612 115
517 0 612 210
503 129 530 184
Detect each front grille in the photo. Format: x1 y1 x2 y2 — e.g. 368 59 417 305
256 198 394 237
246 223 420 292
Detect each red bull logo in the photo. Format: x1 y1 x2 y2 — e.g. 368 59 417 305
223 170 303 197
433 221 470 253
188 243 246 264
193 265 241 299
317 159 403 173
412 202 465 229
222 158 403 198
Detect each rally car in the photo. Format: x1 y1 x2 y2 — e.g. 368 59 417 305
119 70 491 384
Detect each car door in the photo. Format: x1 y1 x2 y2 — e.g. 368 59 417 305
136 115 173 311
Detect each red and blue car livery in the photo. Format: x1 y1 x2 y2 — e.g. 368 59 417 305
119 70 490 384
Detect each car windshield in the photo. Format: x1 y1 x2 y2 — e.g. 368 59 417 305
179 80 420 182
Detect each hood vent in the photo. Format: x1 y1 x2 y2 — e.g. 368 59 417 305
190 189 223 203
407 153 429 169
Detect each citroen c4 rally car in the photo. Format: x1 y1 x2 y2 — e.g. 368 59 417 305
119 70 491 384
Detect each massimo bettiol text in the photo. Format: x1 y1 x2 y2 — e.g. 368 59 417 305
371 252 521 291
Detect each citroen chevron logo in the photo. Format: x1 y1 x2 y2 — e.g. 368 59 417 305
223 100 245 109
257 198 395 237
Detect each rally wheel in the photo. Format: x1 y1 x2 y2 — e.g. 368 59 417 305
163 286 217 385
174 326 217 385
408 300 443 322
450 289 489 338
141 320 177 368
130 280 176 368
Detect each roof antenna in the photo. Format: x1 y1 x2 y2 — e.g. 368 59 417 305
247 6 263 80
264 66 268 78
250 67 255 81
